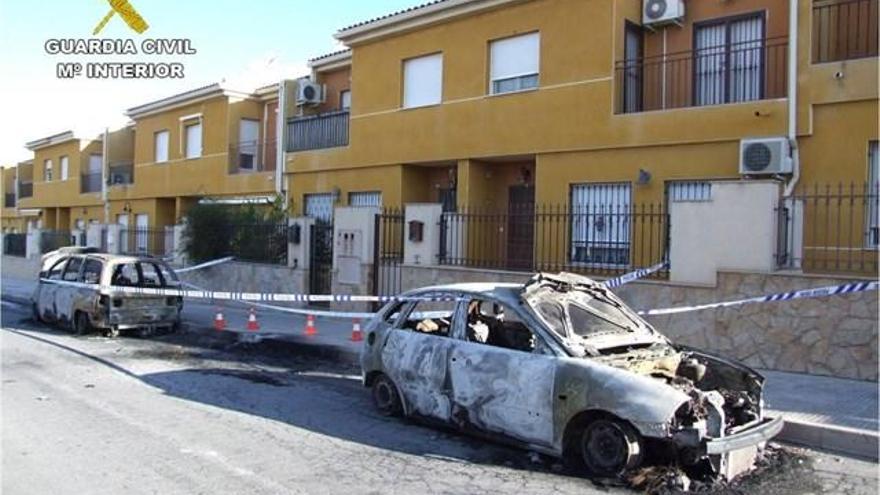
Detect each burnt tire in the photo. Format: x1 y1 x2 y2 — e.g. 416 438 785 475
578 418 643 478
371 374 403 417
73 311 91 336
32 303 43 323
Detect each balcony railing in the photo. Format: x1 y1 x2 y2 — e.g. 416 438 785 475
615 37 788 114
108 162 133 186
81 172 102 193
287 110 350 152
229 139 277 174
813 0 879 63
4 193 14 208
17 181 33 198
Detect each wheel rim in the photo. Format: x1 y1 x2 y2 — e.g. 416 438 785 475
582 421 633 475
374 379 396 412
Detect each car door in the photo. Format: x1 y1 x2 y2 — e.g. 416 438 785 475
37 257 68 321
55 256 84 324
379 295 463 423
447 297 557 447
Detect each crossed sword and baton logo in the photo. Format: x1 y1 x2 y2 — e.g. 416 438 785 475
93 0 149 35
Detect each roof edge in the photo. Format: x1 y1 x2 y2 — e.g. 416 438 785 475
25 131 77 151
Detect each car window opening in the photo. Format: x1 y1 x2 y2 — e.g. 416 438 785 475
404 299 456 337
465 299 537 353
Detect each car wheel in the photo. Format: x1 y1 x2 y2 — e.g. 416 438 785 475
32 303 43 323
371 374 403 417
105 327 120 339
579 418 643 478
73 311 92 336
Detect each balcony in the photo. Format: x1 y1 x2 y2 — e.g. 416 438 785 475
286 110 350 152
108 162 134 186
615 37 788 114
81 172 102 193
17 181 33 198
229 139 277 174
813 0 878 63
4 193 14 208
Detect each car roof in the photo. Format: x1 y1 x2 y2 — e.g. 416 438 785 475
406 282 523 302
50 251 167 264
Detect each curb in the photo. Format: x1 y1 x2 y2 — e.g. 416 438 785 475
775 418 879 461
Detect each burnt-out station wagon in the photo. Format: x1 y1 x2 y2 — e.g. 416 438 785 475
361 272 783 481
32 249 183 337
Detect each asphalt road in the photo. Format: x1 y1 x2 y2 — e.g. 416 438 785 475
1 301 877 495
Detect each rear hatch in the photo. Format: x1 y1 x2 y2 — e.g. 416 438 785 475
107 259 181 327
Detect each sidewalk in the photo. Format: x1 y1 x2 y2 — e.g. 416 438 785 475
2 274 877 460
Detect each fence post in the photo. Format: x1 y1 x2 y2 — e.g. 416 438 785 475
104 224 121 254
404 203 443 266
25 228 41 259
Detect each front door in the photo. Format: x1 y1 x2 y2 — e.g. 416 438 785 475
135 214 149 253
506 185 535 270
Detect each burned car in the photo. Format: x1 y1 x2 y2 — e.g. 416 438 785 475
32 251 183 337
360 272 782 481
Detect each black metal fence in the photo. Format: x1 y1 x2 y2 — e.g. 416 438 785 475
80 172 102 193
776 182 879 276
813 0 879 63
108 162 134 185
18 181 33 198
3 233 26 257
439 203 669 279
287 110 350 152
229 139 277 173
4 193 14 208
227 223 288 264
40 230 74 253
119 228 173 257
616 37 788 114
372 208 404 299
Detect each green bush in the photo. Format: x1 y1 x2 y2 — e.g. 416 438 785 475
182 200 288 263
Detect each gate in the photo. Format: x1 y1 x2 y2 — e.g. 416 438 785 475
372 208 404 303
309 221 334 301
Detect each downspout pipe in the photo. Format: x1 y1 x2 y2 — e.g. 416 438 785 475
783 0 800 197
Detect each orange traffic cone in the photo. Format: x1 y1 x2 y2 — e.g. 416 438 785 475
350 318 363 342
304 314 317 336
214 307 226 331
246 307 260 332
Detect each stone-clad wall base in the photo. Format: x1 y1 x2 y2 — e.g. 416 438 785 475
400 265 878 381
179 261 307 307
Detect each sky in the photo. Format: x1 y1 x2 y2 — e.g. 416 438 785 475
0 0 422 163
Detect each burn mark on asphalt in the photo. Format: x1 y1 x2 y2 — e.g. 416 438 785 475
197 369 288 387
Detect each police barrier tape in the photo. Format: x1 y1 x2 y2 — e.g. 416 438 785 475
638 280 879 317
174 256 234 273
602 262 666 289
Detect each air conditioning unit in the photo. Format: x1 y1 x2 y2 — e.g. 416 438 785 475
739 137 793 175
643 0 685 27
296 80 325 106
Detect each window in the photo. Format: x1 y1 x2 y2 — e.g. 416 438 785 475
490 32 540 94
695 14 765 106
304 193 334 223
622 23 643 113
340 90 352 110
868 141 879 248
60 156 69 181
140 262 163 287
403 53 443 108
62 257 83 282
238 119 260 170
88 154 102 173
464 299 537 353
571 183 632 266
348 191 382 207
184 121 202 159
403 298 458 336
112 263 141 286
667 181 713 202
154 130 169 163
46 258 68 280
44 160 53 182
81 259 103 285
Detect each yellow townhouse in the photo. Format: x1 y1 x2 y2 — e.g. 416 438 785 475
109 82 282 235
19 131 108 233
283 0 878 274
1 165 27 233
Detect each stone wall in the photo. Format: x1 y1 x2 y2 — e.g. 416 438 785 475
400 265 879 381
1 255 40 279
178 260 307 306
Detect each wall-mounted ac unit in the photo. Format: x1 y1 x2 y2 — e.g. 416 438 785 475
643 0 685 27
739 137 793 175
296 80 325 106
